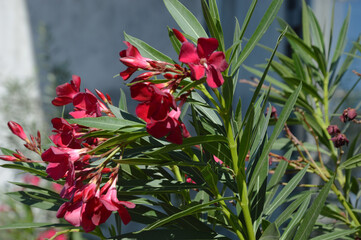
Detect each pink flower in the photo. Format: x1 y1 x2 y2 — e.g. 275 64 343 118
0 155 18 162
146 108 189 144
50 118 82 148
100 177 136 225
52 75 81 106
179 37 228 88
42 146 72 180
119 42 152 80
131 83 176 122
37 229 67 240
8 121 28 141
70 90 102 118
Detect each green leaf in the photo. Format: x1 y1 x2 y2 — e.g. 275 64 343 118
149 135 227 155
0 222 71 230
340 153 361 169
163 0 207 40
136 196 235 233
243 65 292 92
292 176 334 240
117 229 229 240
310 228 361 240
118 179 206 195
201 0 224 52
249 83 302 192
260 223 280 240
0 147 16 156
264 164 309 216
280 193 311 240
330 7 350 68
274 191 312 227
124 32 175 63
68 116 145 131
307 6 325 54
167 27 182 55
6 191 65 211
90 131 148 153
231 0 283 76
1 162 47 178
241 28 287 132
301 0 310 46
118 88 127 112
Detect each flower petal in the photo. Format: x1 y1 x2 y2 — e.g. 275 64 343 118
205 65 224 88
197 38 219 58
179 42 199 64
208 51 228 72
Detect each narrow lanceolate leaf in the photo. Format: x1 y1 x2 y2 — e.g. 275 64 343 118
280 193 311 240
339 153 361 169
163 0 208 40
248 83 302 192
301 0 310 46
260 223 280 240
149 135 227 155
0 222 71 230
68 116 145 131
231 0 284 76
330 7 350 68
119 88 128 112
124 32 175 63
264 165 309 216
136 196 235 233
310 228 361 240
292 176 334 240
274 191 312 227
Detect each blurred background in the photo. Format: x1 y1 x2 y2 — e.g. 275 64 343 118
0 0 360 239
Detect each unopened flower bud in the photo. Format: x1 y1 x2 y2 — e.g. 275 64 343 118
95 89 108 103
340 108 357 122
8 121 28 141
327 125 340 136
331 133 349 148
0 155 18 162
172 28 187 43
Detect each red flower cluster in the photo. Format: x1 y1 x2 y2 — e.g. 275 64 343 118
43 77 135 231
119 40 193 144
52 75 109 118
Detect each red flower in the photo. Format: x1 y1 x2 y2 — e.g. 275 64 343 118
50 118 82 148
146 108 189 144
119 42 152 80
52 75 81 106
131 82 176 122
327 125 340 136
179 37 228 88
8 121 28 141
340 108 358 123
42 146 72 180
100 176 136 225
331 133 349 148
70 90 102 118
37 228 67 240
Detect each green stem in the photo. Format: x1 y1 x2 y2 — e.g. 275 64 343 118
331 184 360 226
225 118 255 240
217 194 245 240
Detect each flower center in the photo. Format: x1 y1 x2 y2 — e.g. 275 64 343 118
200 58 208 68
